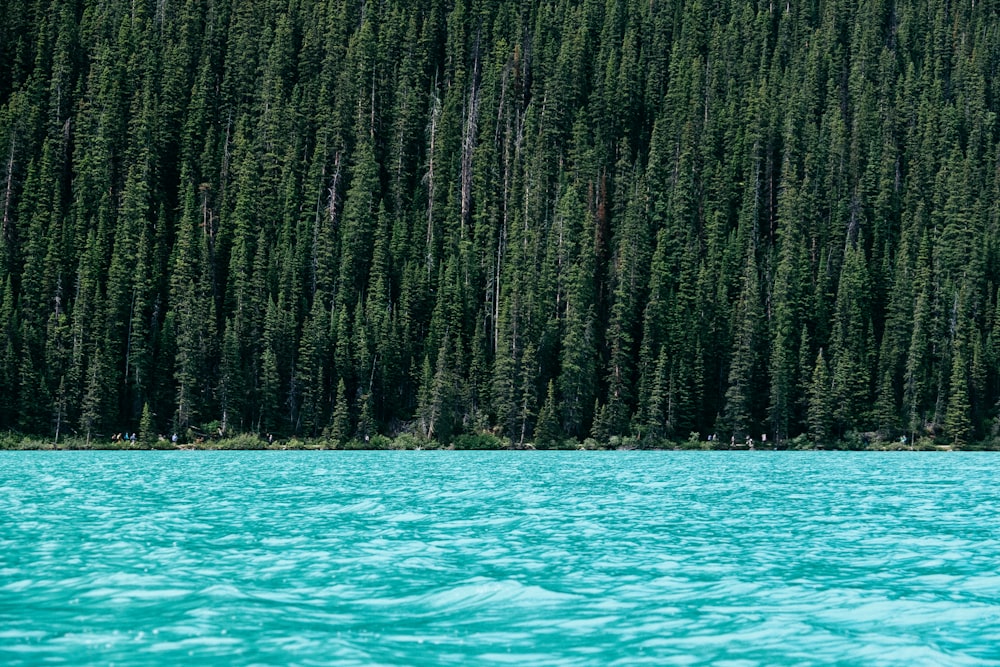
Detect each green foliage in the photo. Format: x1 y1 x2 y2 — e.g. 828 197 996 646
138 403 156 445
452 433 506 450
215 434 268 450
808 349 834 444
328 378 351 446
534 380 560 448
0 0 996 447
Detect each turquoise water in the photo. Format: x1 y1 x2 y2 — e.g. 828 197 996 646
1 452 999 665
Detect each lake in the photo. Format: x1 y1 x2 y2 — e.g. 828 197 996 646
1 451 998 665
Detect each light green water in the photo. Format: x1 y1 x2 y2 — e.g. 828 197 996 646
1 451 998 665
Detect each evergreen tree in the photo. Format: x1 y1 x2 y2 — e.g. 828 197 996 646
808 349 834 445
0 0 998 448
535 379 560 447
329 377 351 445
722 241 762 440
945 341 971 448
139 402 156 445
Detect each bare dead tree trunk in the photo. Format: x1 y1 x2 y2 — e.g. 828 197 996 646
327 151 343 226
425 78 441 277
2 137 15 249
460 30 482 240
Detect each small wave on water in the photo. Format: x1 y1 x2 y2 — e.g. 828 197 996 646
1 450 1000 665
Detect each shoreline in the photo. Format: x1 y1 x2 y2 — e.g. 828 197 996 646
1 434 990 452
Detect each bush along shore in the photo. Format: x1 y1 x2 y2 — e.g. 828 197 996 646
2 431 993 452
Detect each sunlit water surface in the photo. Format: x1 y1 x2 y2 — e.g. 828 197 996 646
1 451 999 665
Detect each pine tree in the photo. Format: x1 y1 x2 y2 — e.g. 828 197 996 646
139 402 156 445
535 379 560 448
557 186 597 439
0 278 18 428
171 177 214 431
296 298 330 437
329 377 351 445
808 349 834 445
830 241 873 435
337 138 380 304
944 341 971 448
722 241 762 440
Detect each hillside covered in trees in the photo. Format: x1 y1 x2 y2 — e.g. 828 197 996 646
2 0 1000 447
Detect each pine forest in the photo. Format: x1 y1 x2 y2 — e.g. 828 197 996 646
2 0 1000 448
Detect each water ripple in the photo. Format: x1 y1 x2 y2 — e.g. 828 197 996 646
1 451 999 665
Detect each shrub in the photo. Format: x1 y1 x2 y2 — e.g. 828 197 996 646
788 434 813 450
311 436 339 449
215 434 266 450
452 433 505 450
390 433 425 450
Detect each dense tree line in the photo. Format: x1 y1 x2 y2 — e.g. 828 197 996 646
2 0 999 447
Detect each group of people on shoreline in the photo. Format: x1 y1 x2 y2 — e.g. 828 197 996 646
110 432 181 444
109 431 277 446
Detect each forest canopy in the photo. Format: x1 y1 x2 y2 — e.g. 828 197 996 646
1 0 999 447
